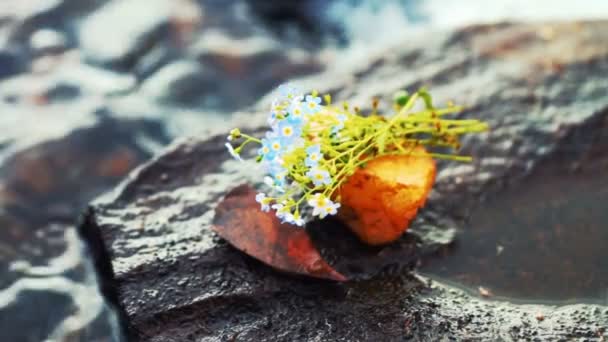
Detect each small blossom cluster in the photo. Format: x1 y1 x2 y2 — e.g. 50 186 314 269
225 83 488 227
226 84 344 226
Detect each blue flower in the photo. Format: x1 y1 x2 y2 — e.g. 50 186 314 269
278 83 300 101
225 142 243 162
265 175 285 193
287 100 305 124
258 138 277 161
268 100 288 126
304 95 322 115
268 137 283 154
331 114 348 135
264 162 288 190
276 120 301 143
305 144 323 167
306 167 332 187
272 171 287 188
266 162 287 177
265 130 279 139
268 110 279 126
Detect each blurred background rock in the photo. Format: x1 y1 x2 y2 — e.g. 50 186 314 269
0 0 607 341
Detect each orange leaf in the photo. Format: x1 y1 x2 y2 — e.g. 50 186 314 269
339 146 436 245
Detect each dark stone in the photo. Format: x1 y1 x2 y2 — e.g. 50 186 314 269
0 105 170 341
44 83 81 102
139 59 219 107
133 44 179 81
245 0 324 36
190 31 323 110
0 60 136 100
0 290 73 342
65 20 608 341
77 0 172 69
4 0 104 46
0 48 26 79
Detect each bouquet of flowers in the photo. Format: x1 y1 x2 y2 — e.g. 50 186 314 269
226 84 487 242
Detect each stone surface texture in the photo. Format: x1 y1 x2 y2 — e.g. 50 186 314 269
80 21 608 341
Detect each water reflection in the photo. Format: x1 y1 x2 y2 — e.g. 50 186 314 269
421 160 608 303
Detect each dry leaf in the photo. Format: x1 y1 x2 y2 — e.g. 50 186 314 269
212 184 346 281
339 147 436 245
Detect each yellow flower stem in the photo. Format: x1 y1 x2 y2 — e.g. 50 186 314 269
239 134 261 144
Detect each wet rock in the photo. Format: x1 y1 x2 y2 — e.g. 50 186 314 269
79 136 432 341
0 48 26 79
0 56 136 101
0 290 74 341
29 28 67 55
0 112 169 274
139 59 218 106
246 0 337 39
0 101 170 341
133 44 179 81
139 32 322 109
187 29 322 110
80 20 608 340
4 0 103 44
77 0 172 69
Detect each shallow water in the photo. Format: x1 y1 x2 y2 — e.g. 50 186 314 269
420 159 608 304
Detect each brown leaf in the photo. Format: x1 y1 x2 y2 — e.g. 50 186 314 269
212 184 347 282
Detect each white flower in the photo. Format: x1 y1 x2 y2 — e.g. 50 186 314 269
281 212 295 224
255 192 270 212
306 167 332 187
272 202 290 219
271 202 284 214
308 193 340 219
292 214 305 227
275 209 305 226
264 176 285 193
264 176 275 187
225 142 243 162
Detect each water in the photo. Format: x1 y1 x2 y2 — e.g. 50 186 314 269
420 159 608 304
2 0 608 341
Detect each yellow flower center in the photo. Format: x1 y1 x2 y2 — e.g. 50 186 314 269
283 127 293 136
